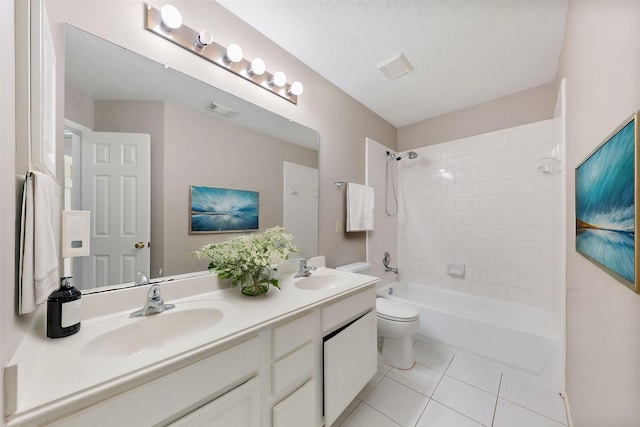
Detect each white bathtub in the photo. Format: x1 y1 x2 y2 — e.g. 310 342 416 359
377 281 562 389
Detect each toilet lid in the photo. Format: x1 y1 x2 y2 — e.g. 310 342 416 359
376 298 419 322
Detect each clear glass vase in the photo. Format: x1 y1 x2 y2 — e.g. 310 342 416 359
239 271 270 296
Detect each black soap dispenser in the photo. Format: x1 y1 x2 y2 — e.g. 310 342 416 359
47 276 82 338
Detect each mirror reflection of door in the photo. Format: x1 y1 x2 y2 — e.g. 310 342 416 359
64 125 150 288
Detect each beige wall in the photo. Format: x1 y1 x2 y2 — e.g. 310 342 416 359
557 2 640 425
65 87 94 129
397 83 556 150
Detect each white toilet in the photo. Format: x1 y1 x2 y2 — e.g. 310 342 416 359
334 262 420 369
376 297 420 369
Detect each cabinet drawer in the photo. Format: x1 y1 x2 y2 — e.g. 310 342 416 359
321 286 376 333
272 341 314 395
48 337 260 427
272 378 317 427
272 311 318 360
168 377 260 427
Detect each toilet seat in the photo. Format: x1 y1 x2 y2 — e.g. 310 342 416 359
376 298 419 322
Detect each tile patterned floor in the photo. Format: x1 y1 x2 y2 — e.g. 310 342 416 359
333 340 568 427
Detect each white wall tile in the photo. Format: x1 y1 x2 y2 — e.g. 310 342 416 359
391 119 562 314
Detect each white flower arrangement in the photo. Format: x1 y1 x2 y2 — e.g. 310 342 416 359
191 226 298 295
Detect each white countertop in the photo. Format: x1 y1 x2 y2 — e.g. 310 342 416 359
6 267 377 425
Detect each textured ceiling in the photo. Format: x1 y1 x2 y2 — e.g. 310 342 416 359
218 0 569 127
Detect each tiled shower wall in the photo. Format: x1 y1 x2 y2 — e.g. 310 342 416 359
395 120 562 312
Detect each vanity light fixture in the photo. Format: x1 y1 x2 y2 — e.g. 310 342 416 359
249 58 266 76
288 81 304 96
145 4 302 104
195 29 213 49
225 43 243 63
160 4 182 31
270 71 286 87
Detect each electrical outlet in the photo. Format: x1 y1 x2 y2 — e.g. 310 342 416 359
336 219 343 233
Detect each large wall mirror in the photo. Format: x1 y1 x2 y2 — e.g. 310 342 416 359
63 25 319 292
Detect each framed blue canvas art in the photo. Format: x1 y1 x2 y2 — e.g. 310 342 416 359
575 112 639 293
190 185 259 233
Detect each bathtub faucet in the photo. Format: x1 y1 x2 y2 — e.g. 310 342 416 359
384 266 399 274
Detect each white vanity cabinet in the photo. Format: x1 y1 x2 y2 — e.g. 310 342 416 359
7 272 379 427
46 337 261 427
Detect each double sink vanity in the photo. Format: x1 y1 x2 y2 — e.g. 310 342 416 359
5 260 378 427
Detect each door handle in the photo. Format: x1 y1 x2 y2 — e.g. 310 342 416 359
134 242 145 249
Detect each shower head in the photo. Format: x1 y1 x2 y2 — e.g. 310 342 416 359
386 150 418 162
396 151 418 161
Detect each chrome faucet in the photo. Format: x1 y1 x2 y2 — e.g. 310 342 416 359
384 265 399 274
135 272 150 286
129 284 175 317
294 259 317 278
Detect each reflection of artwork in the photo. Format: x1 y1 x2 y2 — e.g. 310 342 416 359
575 113 638 292
190 186 259 233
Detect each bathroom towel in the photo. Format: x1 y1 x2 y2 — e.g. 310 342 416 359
19 171 60 314
346 183 375 232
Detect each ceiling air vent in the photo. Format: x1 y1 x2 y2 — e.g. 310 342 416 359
206 102 238 118
377 53 413 80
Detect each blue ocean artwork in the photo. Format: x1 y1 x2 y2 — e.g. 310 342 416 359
576 119 635 285
190 186 259 232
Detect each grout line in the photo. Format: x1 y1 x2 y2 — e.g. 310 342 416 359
415 398 433 425
360 401 403 427
387 361 445 397
334 398 362 427
497 397 568 426
426 399 489 427
430 355 453 395
490 373 503 426
440 373 498 398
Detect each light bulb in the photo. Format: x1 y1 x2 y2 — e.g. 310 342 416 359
288 81 304 96
249 58 266 76
270 71 286 87
160 4 182 30
225 43 243 63
196 30 213 48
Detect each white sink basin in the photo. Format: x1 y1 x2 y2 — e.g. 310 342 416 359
81 300 235 360
294 274 350 290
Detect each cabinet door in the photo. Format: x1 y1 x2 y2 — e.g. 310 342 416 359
169 377 260 427
324 310 377 426
272 378 317 427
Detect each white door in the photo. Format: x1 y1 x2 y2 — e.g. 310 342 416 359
81 131 150 287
